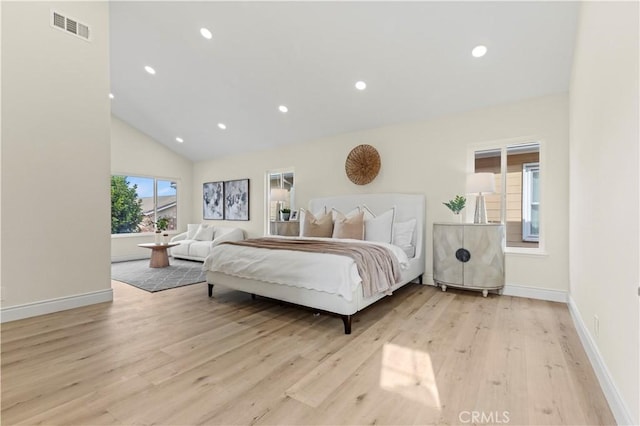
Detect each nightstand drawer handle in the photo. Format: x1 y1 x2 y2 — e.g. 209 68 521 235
455 248 471 263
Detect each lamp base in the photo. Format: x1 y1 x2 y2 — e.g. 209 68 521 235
474 193 488 224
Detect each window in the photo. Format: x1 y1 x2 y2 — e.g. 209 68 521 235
266 169 295 234
473 142 541 249
111 175 178 234
522 162 540 242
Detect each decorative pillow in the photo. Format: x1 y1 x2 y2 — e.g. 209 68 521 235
332 211 365 240
186 223 200 240
299 207 327 236
300 210 333 238
361 205 396 244
393 218 416 247
194 224 215 241
331 207 360 222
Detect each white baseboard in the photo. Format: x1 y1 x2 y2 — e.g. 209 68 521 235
0 289 113 323
502 284 567 303
568 296 634 425
111 254 148 263
424 280 567 302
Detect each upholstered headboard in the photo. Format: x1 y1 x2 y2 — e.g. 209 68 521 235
309 193 426 263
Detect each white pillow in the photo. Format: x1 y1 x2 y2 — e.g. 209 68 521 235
361 205 396 244
186 224 200 240
393 218 416 247
194 224 215 241
299 207 327 236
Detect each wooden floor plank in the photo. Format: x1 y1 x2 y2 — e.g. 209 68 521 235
523 298 591 425
549 300 616 425
284 288 433 408
471 294 529 425
0 281 615 426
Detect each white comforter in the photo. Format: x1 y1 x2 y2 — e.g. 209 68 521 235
203 237 409 302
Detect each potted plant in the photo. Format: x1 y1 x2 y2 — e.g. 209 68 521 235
280 208 291 221
155 217 170 244
443 195 466 222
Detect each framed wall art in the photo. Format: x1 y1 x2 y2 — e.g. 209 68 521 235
203 181 224 219
224 179 250 221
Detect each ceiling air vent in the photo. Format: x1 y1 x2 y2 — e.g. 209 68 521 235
50 10 90 41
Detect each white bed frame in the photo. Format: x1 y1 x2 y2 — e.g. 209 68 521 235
206 193 426 334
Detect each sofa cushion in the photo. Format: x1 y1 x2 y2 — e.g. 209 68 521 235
214 227 236 238
189 241 213 259
213 228 245 244
194 225 215 241
171 240 193 257
186 224 200 240
172 226 245 261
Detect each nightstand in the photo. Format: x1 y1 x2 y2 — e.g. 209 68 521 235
270 220 300 236
433 223 505 297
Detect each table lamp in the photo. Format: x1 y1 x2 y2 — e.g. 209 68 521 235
270 188 289 220
466 173 495 224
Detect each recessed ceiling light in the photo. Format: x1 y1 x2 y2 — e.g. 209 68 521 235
109 93 114 99
355 81 367 90
218 123 227 130
176 137 184 143
144 65 156 75
200 28 212 40
472 45 487 58
278 105 288 113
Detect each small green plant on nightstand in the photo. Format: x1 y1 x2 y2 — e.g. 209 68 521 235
443 195 466 215
280 208 291 221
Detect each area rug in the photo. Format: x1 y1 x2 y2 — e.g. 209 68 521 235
111 259 207 292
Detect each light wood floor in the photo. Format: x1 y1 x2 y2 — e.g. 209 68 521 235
1 281 614 425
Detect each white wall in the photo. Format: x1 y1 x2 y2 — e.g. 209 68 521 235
1 3 111 307
569 2 639 424
111 116 194 261
193 94 569 292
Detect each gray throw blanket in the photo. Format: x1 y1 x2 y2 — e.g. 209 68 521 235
223 238 401 298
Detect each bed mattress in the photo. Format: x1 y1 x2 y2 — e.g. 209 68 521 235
203 236 409 302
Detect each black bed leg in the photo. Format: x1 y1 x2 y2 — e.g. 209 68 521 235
342 315 352 335
418 274 423 284
208 283 214 298
251 293 257 300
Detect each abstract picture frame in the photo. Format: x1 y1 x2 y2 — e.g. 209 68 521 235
289 210 299 221
203 181 224 220
224 179 250 221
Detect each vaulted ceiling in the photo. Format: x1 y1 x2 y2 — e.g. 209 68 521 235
109 2 579 162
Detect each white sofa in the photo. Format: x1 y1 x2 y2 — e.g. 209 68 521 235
170 224 244 262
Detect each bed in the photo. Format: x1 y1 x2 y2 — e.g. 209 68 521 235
204 193 425 334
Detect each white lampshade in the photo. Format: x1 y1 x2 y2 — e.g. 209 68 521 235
270 188 289 202
466 173 496 194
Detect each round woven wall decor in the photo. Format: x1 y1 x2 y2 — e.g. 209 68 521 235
345 144 381 185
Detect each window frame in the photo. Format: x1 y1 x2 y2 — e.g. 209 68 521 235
110 173 180 236
265 167 295 235
468 138 546 255
522 162 540 242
